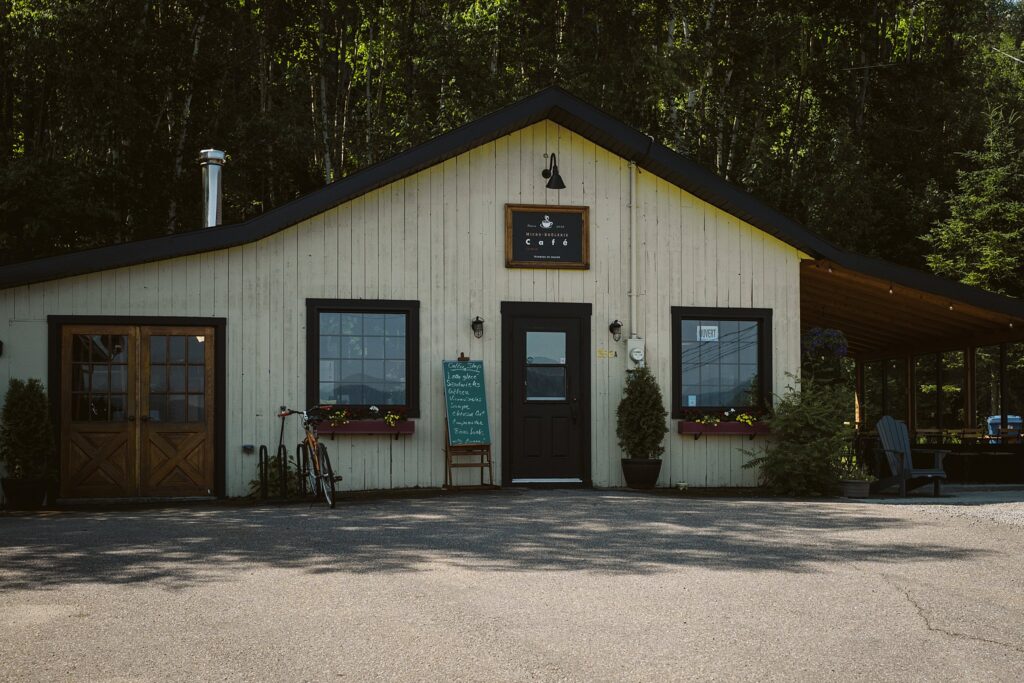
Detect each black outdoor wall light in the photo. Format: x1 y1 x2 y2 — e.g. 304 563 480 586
541 153 566 190
608 320 623 342
471 316 485 338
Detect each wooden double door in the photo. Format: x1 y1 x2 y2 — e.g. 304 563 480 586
60 325 216 498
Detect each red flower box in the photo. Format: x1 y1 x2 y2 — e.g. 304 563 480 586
319 421 415 436
678 420 770 440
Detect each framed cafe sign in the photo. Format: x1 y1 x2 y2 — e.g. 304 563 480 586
505 204 589 269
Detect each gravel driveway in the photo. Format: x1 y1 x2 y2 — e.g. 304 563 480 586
2 489 1024 682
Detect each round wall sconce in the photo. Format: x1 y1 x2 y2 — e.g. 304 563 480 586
471 316 485 338
541 153 566 190
608 320 623 342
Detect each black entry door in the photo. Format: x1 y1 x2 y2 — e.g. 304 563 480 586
502 303 591 483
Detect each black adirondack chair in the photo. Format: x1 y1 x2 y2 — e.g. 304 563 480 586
874 416 948 497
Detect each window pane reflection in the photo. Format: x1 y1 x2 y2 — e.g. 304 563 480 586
680 319 760 408
318 311 408 405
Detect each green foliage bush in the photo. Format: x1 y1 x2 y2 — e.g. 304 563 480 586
616 366 668 460
744 377 852 496
0 378 55 480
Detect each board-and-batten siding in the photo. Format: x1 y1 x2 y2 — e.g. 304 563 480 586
0 120 802 495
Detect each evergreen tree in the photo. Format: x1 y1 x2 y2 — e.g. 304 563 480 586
925 109 1024 298
616 366 668 460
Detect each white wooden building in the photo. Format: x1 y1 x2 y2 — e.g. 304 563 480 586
2 87 1023 501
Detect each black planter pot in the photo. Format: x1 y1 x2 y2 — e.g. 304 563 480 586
1 477 48 511
621 458 663 489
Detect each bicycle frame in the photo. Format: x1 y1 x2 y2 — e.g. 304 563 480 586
278 405 337 507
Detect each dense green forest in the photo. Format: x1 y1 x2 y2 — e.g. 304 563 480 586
2 1 1024 296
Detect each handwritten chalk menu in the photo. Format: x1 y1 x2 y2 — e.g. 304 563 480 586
442 360 492 446
505 204 589 269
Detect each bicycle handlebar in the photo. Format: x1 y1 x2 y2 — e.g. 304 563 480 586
278 405 333 421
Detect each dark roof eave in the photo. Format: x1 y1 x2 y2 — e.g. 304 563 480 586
823 252 1024 320
2 85 1021 326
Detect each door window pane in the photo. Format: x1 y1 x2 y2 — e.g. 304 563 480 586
109 395 127 421
188 365 205 393
188 336 205 363
187 395 205 422
71 333 130 422
526 366 567 401
148 334 207 423
72 393 90 421
148 395 166 422
73 335 92 362
526 332 566 365
166 394 187 422
168 336 186 363
150 335 166 363
109 365 128 393
168 366 186 393
72 363 90 391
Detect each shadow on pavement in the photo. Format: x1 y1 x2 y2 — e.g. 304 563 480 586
0 490 987 590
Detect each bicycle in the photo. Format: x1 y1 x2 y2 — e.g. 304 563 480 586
277 405 341 508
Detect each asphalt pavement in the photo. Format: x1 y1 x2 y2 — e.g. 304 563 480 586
2 488 1024 682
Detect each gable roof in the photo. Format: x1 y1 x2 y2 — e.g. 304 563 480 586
0 86 1022 322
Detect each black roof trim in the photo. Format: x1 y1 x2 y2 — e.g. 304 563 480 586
1 86 1022 321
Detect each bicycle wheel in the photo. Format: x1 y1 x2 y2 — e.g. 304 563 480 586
303 442 319 498
318 443 336 509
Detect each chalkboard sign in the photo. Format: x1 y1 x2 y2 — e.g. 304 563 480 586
505 204 589 269
442 360 492 446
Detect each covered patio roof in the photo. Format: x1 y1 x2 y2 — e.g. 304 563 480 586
801 259 1024 358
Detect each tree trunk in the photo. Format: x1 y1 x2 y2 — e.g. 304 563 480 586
166 12 206 233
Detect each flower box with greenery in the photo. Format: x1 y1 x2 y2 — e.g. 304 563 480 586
1 378 56 510
678 407 771 439
320 405 415 437
836 457 876 499
616 366 669 489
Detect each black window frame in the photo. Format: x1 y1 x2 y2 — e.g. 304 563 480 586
670 306 773 418
306 299 420 417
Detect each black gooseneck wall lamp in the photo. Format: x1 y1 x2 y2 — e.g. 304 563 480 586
541 153 566 190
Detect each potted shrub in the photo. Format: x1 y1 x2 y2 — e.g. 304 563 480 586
616 366 669 489
1 378 55 510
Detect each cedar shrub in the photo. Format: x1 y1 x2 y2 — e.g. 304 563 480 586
616 366 668 459
0 378 55 479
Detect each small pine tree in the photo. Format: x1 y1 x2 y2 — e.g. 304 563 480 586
744 377 852 496
0 378 54 479
616 366 668 459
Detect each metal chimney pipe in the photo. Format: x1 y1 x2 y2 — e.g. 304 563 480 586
199 149 226 228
